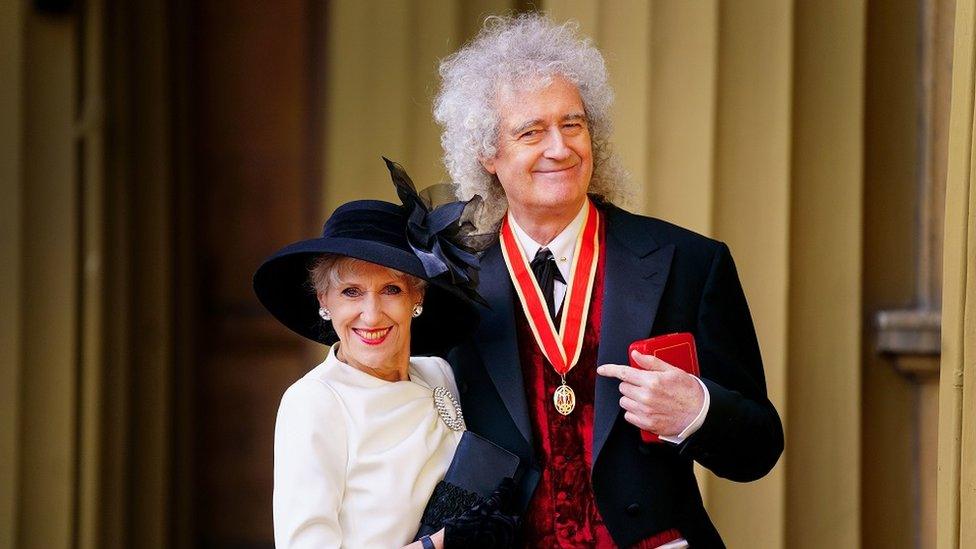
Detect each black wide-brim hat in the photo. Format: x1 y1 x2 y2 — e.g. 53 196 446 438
253 159 486 356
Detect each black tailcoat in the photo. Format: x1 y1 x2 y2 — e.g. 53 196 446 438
447 204 784 548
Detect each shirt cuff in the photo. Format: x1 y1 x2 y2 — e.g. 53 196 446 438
659 377 710 444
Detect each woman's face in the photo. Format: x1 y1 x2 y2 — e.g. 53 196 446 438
319 260 422 380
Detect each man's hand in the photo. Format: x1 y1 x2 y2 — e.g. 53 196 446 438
596 350 704 437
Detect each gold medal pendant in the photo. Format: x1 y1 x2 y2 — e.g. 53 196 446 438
553 379 576 415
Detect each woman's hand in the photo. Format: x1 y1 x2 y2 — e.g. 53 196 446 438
442 478 519 548
402 528 445 549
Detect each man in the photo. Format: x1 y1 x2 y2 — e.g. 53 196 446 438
436 14 783 548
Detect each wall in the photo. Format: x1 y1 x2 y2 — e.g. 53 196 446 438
939 0 976 546
0 0 23 546
4 5 81 549
9 0 973 547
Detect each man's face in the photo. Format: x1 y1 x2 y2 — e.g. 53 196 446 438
481 76 594 221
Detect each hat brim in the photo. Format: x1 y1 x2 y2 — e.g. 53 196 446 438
253 237 478 355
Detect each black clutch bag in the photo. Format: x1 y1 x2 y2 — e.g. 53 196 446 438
415 430 520 539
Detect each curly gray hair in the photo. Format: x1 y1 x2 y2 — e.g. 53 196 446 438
433 13 627 229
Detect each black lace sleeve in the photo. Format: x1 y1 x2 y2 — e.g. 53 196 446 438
417 480 481 533
415 478 519 548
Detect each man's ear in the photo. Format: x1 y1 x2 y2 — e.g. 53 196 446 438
479 155 497 175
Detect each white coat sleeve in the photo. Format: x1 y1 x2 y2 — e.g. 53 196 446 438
273 379 347 548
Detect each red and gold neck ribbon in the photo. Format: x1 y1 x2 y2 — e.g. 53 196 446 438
499 199 601 379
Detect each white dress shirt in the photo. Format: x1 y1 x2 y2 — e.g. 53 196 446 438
273 345 463 548
506 204 710 444
507 202 588 312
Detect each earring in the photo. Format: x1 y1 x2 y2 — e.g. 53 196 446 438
412 303 423 318
318 307 331 321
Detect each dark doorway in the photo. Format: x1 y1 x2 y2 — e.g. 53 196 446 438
175 2 325 546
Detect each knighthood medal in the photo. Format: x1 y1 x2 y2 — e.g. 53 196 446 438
499 199 601 415
553 377 577 416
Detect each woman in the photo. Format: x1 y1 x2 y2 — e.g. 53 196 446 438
253 159 513 548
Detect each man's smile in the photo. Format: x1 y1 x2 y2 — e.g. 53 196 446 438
534 163 580 175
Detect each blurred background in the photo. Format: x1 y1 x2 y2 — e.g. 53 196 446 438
2 0 975 548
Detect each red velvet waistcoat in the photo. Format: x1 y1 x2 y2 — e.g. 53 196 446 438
516 221 681 548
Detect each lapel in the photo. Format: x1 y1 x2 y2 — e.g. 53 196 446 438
473 243 534 446
592 206 675 466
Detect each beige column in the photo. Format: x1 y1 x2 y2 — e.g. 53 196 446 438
408 0 464 189
641 0 717 235
938 0 976 547
547 1 718 232
18 9 80 549
77 2 106 548
707 2 792 547
787 1 865 547
323 0 514 212
325 0 417 207
0 2 24 548
602 0 654 214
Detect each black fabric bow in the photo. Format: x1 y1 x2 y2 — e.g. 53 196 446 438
383 157 490 306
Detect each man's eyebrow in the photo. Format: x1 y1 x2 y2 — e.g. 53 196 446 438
510 119 543 136
509 113 588 136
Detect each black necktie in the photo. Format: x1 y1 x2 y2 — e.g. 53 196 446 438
530 247 566 321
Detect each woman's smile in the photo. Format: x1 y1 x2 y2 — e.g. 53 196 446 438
353 326 392 345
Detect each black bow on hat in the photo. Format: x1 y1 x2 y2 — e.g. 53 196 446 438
386 157 488 307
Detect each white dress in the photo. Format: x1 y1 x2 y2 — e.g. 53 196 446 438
273 345 464 548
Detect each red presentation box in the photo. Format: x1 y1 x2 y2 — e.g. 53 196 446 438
628 332 700 444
